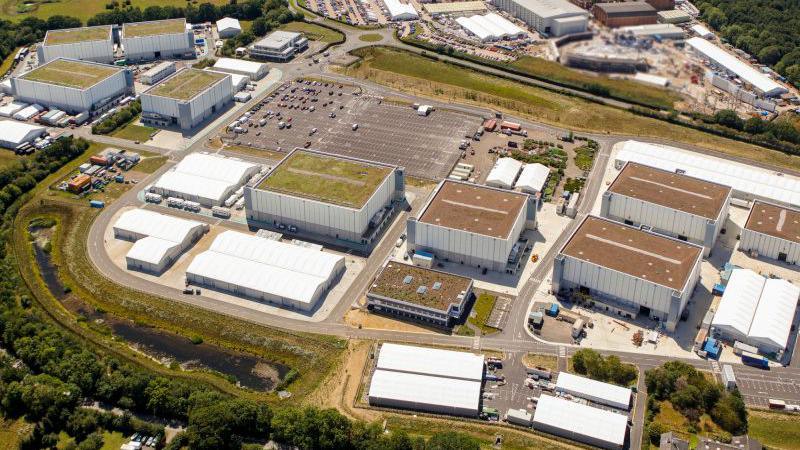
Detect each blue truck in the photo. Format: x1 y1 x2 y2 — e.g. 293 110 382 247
741 351 769 369
89 200 105 208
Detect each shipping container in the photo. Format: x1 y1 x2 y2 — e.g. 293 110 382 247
167 197 185 208
733 341 759 356
500 121 521 131
571 318 585 339
144 193 163 203
67 174 92 193
212 206 231 218
89 200 105 208
769 399 786 409
721 364 736 390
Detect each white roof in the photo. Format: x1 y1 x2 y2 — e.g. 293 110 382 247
186 230 344 305
153 153 259 203
377 343 484 381
216 17 241 32
633 72 669 87
383 0 418 20
615 140 800 207
457 13 524 41
0 101 28 117
749 279 799 351
114 208 205 243
691 24 713 37
686 37 787 96
712 269 799 352
619 23 684 38
0 120 45 145
533 396 628 447
142 61 175 78
486 157 523 188
213 57 265 76
508 0 587 20
555 372 632 409
369 369 481 413
126 236 181 265
515 163 549 193
13 104 45 121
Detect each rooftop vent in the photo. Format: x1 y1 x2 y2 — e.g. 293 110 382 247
432 281 442 290
403 275 413 284
417 286 428 294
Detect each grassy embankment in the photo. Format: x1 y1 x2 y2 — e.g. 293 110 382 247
0 46 18 76
747 409 800 450
468 293 499 336
110 122 157 142
341 47 800 172
0 0 228 22
279 21 343 43
13 143 345 403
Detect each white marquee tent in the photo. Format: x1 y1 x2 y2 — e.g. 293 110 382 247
151 153 260 206
533 395 628 450
515 163 550 195
485 157 523 189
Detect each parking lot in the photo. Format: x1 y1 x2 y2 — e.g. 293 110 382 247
222 80 481 179
734 370 800 408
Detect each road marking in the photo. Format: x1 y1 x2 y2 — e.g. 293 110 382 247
473 336 480 350
559 346 566 358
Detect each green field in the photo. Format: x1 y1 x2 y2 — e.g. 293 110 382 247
45 25 110 45
344 47 800 172
468 293 499 335
259 150 391 208
149 69 225 100
748 410 800 450
22 58 119 89
359 33 383 42
0 0 227 22
0 150 22 170
122 18 184 37
0 418 33 450
279 21 343 43
111 122 157 142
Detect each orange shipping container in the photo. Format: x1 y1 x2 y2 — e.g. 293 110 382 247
90 155 109 166
500 121 521 131
67 174 91 193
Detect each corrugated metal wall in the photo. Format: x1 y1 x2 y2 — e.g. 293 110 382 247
41 40 114 64
740 229 800 265
605 192 710 243
122 31 193 61
13 69 128 114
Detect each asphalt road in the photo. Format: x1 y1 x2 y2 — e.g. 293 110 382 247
77 23 800 450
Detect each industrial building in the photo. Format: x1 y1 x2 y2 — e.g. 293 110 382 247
617 23 685 39
485 157 523 189
555 372 632 410
533 395 628 449
0 120 46 150
186 230 345 311
216 17 242 38
602 162 731 256
553 215 703 331
245 149 404 249
113 209 208 274
383 0 419 20
644 0 674 10
691 24 714 38
368 343 483 417
423 1 487 16
657 9 690 23
151 152 260 206
711 268 799 355
12 58 132 114
562 47 648 73
686 37 788 97
407 180 535 273
593 2 658 28
514 163 550 196
212 57 268 81
493 0 589 37
38 25 114 64
140 61 176 85
121 18 194 62
456 12 526 42
140 68 233 130
614 140 800 208
249 31 308 61
367 261 473 327
740 201 800 265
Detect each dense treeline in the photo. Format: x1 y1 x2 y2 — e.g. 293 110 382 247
643 361 747 445
696 0 800 88
571 349 638 387
0 15 84 75
92 99 142 135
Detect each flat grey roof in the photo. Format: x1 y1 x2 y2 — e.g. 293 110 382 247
507 0 587 19
253 30 302 49
595 1 656 15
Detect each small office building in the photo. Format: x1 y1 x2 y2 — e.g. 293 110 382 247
367 262 473 327
553 216 703 331
249 31 308 62
602 162 731 256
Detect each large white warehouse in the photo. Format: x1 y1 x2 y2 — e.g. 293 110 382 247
485 157 523 189
216 17 242 39
711 268 799 355
740 201 800 265
245 149 404 251
614 140 800 208
186 230 345 311
121 18 194 62
0 120 46 150
555 372 632 410
456 12 526 42
38 25 114 64
407 180 535 272
212 57 268 81
602 162 731 256
113 209 208 274
553 216 703 331
151 152 260 206
141 68 233 130
533 395 628 449
382 0 419 21
12 58 132 115
686 37 788 97
368 343 483 417
493 0 589 37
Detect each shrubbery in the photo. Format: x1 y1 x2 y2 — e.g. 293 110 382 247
91 100 141 135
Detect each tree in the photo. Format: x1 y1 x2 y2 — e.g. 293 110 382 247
251 17 269 37
714 109 743 130
76 432 104 450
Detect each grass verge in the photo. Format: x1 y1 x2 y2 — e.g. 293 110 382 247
522 353 557 372
110 122 157 142
279 21 344 43
747 409 800 450
358 33 383 42
468 293 499 335
0 46 18 77
342 47 800 172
